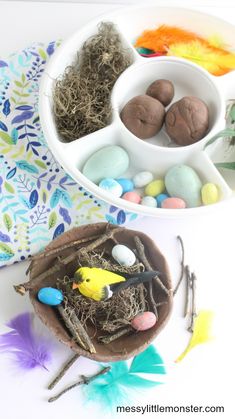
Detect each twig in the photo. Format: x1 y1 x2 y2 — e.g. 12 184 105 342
184 265 191 318
173 236 185 296
98 326 133 344
188 272 197 332
57 305 89 351
48 367 111 403
14 226 125 295
31 234 101 262
69 309 96 353
48 354 80 390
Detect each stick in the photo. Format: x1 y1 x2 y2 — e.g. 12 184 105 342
188 272 197 332
48 367 111 403
98 326 133 344
173 236 185 296
69 310 96 354
31 234 101 262
48 354 80 390
134 236 171 297
184 265 191 318
57 305 88 351
14 226 125 295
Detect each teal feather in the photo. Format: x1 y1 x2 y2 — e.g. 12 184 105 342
83 345 166 411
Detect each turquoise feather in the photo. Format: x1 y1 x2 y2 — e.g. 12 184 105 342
83 345 166 411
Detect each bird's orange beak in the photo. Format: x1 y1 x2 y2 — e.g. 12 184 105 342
72 282 80 290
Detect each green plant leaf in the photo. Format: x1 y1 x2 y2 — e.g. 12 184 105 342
3 214 12 231
204 129 235 149
34 159 47 169
0 243 14 256
38 48 47 60
0 131 14 145
4 181 15 194
14 80 23 88
48 211 57 229
215 162 235 170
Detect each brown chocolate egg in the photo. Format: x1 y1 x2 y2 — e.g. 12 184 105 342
146 79 174 106
165 96 209 146
120 95 165 139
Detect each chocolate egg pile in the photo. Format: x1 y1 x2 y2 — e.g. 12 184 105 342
82 146 220 209
120 78 209 146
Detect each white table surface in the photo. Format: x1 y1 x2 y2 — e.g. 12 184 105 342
1 2 235 418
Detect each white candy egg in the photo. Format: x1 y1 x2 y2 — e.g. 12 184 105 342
133 171 154 188
112 244 136 267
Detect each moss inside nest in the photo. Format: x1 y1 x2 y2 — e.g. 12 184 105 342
53 22 133 142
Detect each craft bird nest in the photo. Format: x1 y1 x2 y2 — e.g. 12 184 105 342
18 223 173 361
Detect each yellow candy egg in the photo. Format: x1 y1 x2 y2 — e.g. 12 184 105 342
201 183 219 205
145 179 165 197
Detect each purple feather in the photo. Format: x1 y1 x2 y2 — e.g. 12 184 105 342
0 312 51 370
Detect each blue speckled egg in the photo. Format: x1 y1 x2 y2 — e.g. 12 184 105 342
156 193 170 207
99 178 123 197
38 287 64 306
165 165 202 208
116 178 134 193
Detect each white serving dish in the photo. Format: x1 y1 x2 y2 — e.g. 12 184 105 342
39 5 235 218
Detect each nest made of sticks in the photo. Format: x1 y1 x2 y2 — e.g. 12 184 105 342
53 22 133 142
27 223 173 361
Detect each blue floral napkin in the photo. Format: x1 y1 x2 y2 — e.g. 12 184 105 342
0 41 137 267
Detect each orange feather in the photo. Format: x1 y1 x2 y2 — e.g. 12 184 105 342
135 25 207 54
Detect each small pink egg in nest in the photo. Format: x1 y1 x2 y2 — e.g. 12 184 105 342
131 311 157 331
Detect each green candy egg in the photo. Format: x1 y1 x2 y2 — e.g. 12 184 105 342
83 146 129 184
165 165 202 208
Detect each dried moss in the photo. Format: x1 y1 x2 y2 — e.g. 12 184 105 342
53 22 133 142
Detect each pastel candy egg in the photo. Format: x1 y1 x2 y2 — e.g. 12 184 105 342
201 183 219 205
131 311 157 331
156 193 169 207
141 196 157 207
38 287 64 306
112 244 136 267
165 165 202 208
82 146 129 184
116 178 134 193
99 178 123 197
162 197 186 209
145 179 165 197
133 171 154 188
122 191 141 204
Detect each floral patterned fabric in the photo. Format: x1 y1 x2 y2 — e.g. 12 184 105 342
0 42 137 267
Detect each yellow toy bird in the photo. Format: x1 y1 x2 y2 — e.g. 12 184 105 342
72 267 159 301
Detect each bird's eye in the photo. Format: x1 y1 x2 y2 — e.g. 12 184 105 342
86 279 90 282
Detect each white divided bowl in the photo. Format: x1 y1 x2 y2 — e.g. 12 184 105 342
39 5 235 218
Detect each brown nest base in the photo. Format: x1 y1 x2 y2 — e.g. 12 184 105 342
26 223 173 361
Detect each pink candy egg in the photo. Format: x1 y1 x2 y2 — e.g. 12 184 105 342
122 191 141 204
131 311 157 331
161 197 186 209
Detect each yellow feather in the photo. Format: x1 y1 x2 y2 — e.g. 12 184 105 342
168 41 235 75
176 310 214 362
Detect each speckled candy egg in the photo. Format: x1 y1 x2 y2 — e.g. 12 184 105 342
82 145 129 183
133 171 154 188
156 193 170 207
112 244 136 267
122 191 141 204
116 178 134 193
141 196 157 207
38 287 64 306
165 165 202 207
131 311 157 331
161 197 186 209
99 178 123 197
201 183 219 205
145 179 165 197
